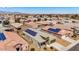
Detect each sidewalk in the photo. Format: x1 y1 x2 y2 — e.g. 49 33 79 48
47 42 65 51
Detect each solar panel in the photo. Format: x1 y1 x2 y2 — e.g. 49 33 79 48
48 28 61 33
25 29 37 36
0 33 6 41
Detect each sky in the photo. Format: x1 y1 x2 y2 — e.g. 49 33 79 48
0 7 79 14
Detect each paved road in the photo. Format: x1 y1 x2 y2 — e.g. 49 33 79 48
68 43 79 51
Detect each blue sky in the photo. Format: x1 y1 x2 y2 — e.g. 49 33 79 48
0 7 79 14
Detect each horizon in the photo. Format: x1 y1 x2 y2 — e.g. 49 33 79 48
0 7 79 14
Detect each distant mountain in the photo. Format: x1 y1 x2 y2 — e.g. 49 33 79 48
0 11 78 15
0 11 23 14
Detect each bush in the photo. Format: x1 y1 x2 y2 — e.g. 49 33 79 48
30 48 35 51
43 47 47 50
50 47 53 49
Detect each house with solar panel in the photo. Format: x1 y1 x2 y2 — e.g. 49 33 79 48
0 32 6 41
23 28 59 48
23 28 46 48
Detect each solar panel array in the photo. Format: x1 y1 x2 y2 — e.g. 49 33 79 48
48 28 61 33
25 29 37 36
0 33 6 41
